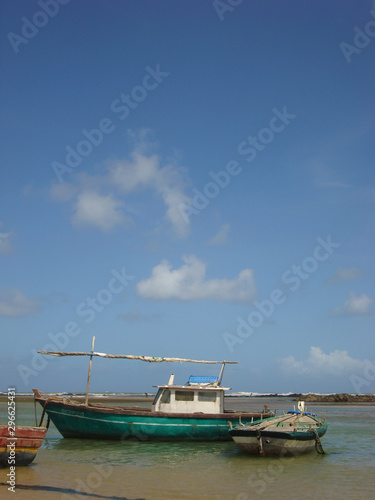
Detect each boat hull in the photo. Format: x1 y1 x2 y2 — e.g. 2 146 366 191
230 425 327 456
33 391 272 441
0 425 47 467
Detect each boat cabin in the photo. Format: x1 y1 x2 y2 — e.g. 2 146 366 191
152 375 230 414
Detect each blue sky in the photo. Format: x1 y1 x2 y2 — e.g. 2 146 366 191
1 0 374 395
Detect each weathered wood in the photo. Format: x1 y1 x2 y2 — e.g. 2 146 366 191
84 336 95 406
37 350 238 364
0 425 47 466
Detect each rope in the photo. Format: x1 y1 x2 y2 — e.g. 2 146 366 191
256 429 265 456
313 428 326 454
38 397 53 427
34 394 37 426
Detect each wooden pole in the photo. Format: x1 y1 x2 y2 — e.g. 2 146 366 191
85 336 95 406
217 362 226 386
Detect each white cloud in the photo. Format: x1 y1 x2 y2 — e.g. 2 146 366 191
109 152 160 193
280 346 366 376
325 267 363 284
0 288 41 317
49 182 79 202
0 221 14 254
136 254 256 302
0 233 13 254
126 127 158 152
109 151 191 238
50 138 192 237
330 291 373 316
280 355 309 374
207 223 230 245
155 168 191 239
72 191 128 231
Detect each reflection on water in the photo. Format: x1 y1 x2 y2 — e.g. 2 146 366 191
1 398 375 500
43 434 242 471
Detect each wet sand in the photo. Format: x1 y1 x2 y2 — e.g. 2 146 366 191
1 397 375 499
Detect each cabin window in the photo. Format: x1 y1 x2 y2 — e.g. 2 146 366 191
198 391 217 402
152 389 162 406
175 391 194 401
160 390 171 404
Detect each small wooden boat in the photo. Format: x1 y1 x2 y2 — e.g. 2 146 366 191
33 338 274 441
229 402 327 456
0 425 47 466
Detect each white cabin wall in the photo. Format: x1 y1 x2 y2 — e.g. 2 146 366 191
153 388 224 414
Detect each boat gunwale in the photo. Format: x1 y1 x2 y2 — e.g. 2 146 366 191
0 424 47 437
33 390 273 420
229 424 327 441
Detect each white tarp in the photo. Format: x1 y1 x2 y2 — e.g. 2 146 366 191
37 351 238 364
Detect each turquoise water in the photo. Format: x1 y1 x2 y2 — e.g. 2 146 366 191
1 397 374 499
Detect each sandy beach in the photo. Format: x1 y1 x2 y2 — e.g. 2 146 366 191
1 397 375 500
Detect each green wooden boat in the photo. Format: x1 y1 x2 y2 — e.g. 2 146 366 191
33 341 273 441
229 402 328 455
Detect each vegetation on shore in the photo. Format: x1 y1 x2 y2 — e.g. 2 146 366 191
296 393 375 403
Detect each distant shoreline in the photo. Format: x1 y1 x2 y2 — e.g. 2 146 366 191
1 392 375 404
231 393 375 403
295 393 375 403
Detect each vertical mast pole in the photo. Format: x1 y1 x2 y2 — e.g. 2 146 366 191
217 362 226 386
85 336 95 406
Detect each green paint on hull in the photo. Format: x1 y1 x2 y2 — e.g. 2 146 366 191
43 403 261 441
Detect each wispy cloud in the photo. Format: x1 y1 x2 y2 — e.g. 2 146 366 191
50 133 192 237
136 254 256 302
330 291 373 316
315 180 351 189
109 152 160 193
49 182 78 203
325 267 364 284
0 288 41 317
309 159 351 190
280 346 366 376
0 222 14 254
207 223 230 245
109 150 191 238
44 292 73 306
71 191 129 231
0 232 13 254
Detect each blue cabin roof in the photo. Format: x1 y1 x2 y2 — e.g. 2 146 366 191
187 376 218 385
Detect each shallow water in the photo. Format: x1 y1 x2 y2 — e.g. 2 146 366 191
1 397 374 499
